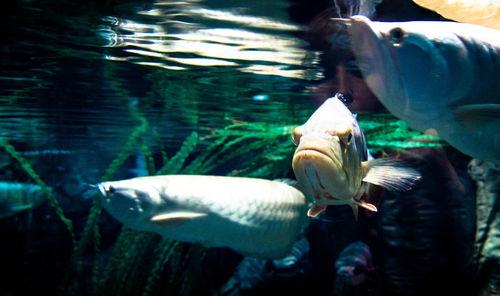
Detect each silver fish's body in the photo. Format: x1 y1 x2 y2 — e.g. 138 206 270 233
348 16 500 164
97 175 308 259
292 94 420 217
0 182 46 218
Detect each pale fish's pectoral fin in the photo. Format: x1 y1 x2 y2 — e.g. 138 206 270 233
351 200 377 221
352 199 377 212
150 212 207 227
453 104 500 129
362 158 421 191
307 204 327 217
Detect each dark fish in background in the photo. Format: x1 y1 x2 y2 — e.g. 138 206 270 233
0 182 46 219
332 241 376 296
468 159 500 295
378 147 476 295
219 236 312 295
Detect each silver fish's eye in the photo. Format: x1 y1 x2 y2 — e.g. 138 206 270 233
389 27 405 45
108 185 116 194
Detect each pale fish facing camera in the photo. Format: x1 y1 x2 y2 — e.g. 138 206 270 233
348 15 500 165
292 94 421 218
97 175 308 259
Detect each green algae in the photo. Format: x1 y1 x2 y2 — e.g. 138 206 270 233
0 139 76 246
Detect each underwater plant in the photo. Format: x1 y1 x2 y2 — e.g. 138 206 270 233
2 85 443 296
0 139 76 245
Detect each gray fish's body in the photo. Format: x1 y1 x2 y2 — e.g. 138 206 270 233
97 175 309 259
348 16 500 165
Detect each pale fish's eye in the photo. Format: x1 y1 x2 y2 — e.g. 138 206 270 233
292 126 303 146
108 185 116 194
339 128 353 145
389 27 405 45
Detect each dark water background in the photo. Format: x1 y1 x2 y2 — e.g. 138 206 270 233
1 0 321 175
1 1 324 294
0 1 484 296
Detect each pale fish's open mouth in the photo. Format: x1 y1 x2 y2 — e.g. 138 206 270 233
292 148 347 202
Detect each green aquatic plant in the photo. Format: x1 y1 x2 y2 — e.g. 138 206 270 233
0 139 76 245
156 131 198 175
357 112 444 153
65 106 151 295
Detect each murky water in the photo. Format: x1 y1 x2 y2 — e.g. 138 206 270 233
0 1 489 296
1 0 320 166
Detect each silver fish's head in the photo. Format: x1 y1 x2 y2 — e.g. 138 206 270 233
96 178 162 229
292 95 367 207
347 15 458 130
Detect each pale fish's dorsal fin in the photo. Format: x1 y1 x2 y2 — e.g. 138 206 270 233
453 104 500 129
150 212 207 227
362 158 421 191
307 204 327 217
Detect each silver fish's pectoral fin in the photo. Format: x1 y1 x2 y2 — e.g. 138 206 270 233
307 204 327 217
453 104 500 129
362 158 421 191
150 212 207 227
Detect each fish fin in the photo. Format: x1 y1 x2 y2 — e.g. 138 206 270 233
454 104 500 129
351 200 377 221
150 212 207 227
362 158 421 191
307 204 327 217
351 204 359 221
352 199 377 212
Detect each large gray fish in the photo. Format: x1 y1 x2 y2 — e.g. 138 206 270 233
292 94 421 218
97 175 308 259
0 182 46 218
347 15 500 165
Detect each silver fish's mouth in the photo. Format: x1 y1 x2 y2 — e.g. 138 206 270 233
96 183 107 197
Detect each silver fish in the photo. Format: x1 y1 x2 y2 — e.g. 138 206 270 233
97 175 308 259
292 94 421 218
0 182 46 218
348 15 500 165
